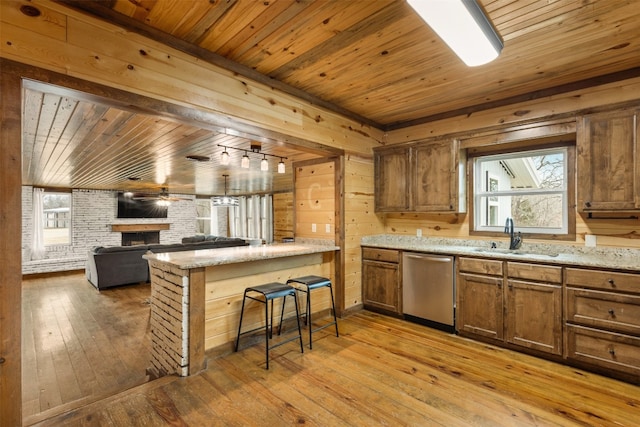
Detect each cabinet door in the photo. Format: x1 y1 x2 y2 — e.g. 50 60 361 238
457 273 503 340
362 260 401 315
374 147 410 212
577 110 640 211
413 140 459 211
505 279 562 355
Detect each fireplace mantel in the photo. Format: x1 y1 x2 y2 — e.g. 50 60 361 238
111 223 170 232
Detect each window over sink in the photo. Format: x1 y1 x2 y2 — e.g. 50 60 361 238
470 145 575 239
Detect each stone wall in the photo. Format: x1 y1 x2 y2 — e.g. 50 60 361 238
147 260 191 377
22 186 197 274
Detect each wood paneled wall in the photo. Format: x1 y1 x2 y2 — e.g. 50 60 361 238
343 155 385 310
0 57 22 427
294 161 336 240
273 192 293 243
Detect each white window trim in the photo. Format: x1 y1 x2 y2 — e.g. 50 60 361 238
473 147 568 235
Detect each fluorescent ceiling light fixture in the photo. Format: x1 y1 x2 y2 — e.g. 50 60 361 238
260 155 269 171
278 158 286 174
407 0 503 66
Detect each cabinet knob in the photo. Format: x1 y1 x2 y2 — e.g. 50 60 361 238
607 279 615 287
609 348 616 357
585 201 592 208
608 309 615 316
0 357 5 364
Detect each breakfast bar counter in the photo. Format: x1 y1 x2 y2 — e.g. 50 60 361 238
143 243 339 377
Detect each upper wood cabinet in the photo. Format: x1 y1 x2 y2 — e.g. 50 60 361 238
577 109 640 211
374 139 465 213
374 146 410 212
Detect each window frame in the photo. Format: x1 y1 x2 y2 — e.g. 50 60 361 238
42 190 72 246
468 142 576 241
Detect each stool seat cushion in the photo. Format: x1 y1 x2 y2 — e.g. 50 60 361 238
247 282 295 300
287 275 331 289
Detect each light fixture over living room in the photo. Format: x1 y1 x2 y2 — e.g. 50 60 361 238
211 174 239 207
407 0 503 66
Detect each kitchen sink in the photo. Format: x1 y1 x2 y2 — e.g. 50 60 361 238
472 248 560 258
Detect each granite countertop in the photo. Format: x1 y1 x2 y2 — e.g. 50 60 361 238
361 235 640 272
143 243 340 270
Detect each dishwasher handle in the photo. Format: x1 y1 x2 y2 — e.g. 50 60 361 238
404 254 453 263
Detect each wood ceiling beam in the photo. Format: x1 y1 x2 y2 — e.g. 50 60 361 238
54 0 382 130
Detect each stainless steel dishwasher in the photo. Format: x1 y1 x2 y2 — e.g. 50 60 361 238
402 252 455 332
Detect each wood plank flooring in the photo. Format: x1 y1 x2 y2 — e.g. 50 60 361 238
27 296 640 426
22 272 152 423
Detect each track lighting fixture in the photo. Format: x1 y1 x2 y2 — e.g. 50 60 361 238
217 144 287 171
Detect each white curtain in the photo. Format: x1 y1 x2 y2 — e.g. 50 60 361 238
229 195 273 242
31 187 46 260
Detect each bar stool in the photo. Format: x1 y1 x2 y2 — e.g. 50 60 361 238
286 275 339 349
235 282 304 369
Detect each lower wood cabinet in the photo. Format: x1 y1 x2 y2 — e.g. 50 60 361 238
457 257 504 340
506 262 563 356
457 258 563 356
362 247 401 316
565 268 640 379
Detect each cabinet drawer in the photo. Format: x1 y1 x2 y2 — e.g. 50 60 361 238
362 247 399 263
458 257 503 276
566 324 640 377
507 262 562 283
566 288 640 335
566 268 640 294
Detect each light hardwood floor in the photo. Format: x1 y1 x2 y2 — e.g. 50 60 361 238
24 273 640 427
22 272 152 423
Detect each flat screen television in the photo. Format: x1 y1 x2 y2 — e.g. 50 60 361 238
116 192 168 219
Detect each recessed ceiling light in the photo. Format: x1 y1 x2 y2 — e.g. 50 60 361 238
127 177 141 181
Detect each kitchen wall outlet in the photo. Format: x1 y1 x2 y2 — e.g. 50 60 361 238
416 229 422 237
585 234 597 247
311 223 316 233
325 224 331 233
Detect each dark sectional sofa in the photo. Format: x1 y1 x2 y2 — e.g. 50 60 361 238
85 236 248 290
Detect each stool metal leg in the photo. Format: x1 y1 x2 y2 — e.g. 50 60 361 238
292 292 304 354
235 289 248 352
265 293 270 369
306 286 313 349
328 284 339 338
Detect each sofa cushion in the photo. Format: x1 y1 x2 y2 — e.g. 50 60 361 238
147 243 187 253
94 245 149 254
182 235 206 243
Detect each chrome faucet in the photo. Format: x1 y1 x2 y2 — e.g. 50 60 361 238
504 217 522 250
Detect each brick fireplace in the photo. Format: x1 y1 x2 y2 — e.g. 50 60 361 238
121 231 160 246
111 223 170 246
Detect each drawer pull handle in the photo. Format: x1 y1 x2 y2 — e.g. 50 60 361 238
607 279 615 286
609 348 616 356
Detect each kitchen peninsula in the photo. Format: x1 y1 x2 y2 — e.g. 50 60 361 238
143 242 339 377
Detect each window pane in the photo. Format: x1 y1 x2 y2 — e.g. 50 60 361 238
196 219 211 235
43 192 71 245
478 194 563 229
474 147 568 234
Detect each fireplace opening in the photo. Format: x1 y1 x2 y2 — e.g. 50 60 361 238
122 231 160 246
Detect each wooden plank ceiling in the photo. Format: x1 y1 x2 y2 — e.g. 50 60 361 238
21 0 640 195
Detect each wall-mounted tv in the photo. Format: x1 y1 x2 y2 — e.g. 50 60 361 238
116 192 168 219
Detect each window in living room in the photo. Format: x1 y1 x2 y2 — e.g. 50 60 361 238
42 190 71 245
196 198 216 235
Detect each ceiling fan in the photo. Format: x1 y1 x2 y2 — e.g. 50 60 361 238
130 187 191 204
